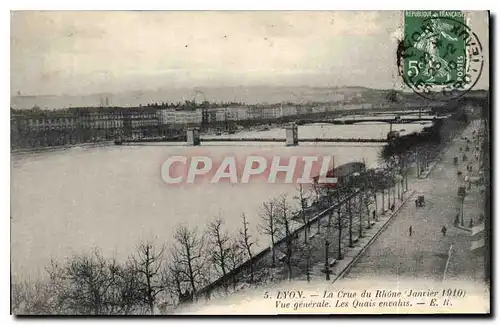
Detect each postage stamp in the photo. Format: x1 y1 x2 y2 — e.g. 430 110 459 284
398 11 484 101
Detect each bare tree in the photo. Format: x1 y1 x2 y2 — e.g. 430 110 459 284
334 207 343 260
322 209 335 281
206 216 232 289
402 152 410 192
131 242 166 315
311 182 324 233
361 186 375 229
396 152 410 195
311 181 322 207
384 156 399 207
294 183 310 244
275 194 295 281
385 169 392 208
112 259 143 314
226 238 244 290
346 196 354 247
238 214 255 283
348 192 363 239
290 233 313 283
296 184 313 283
44 249 120 315
257 198 279 267
11 279 58 315
165 258 189 305
335 200 353 260
358 192 366 237
312 182 338 234
171 225 206 301
13 248 167 316
304 239 312 283
377 168 394 213
363 169 382 221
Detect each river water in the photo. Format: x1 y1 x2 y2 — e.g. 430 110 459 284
11 121 428 280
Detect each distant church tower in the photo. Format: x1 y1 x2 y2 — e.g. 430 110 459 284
100 96 111 107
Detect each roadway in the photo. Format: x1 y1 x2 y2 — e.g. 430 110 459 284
342 121 485 282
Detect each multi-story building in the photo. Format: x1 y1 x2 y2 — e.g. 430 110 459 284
123 107 160 139
158 108 203 126
11 105 165 148
175 109 203 125
280 105 298 117
207 109 217 124
247 106 263 120
11 110 27 149
10 109 82 148
68 107 125 142
89 109 123 131
296 106 312 116
155 108 187 138
86 108 124 140
24 111 78 132
158 108 177 125
268 106 282 119
232 107 249 121
215 108 229 122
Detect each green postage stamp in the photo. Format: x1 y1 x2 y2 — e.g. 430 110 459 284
399 10 484 101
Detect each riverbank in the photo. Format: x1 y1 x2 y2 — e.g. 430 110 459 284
380 109 470 176
11 141 114 155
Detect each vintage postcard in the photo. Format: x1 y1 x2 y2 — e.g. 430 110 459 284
10 10 490 315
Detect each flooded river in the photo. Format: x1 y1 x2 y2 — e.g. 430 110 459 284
11 122 427 279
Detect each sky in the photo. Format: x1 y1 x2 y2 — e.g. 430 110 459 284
10 11 489 96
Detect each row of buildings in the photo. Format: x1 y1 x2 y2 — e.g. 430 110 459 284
11 107 157 149
11 103 375 150
155 102 374 125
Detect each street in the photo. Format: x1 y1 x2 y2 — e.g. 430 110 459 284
343 121 485 282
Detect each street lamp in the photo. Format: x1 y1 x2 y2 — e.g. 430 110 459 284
324 239 331 281
457 185 466 227
461 195 465 226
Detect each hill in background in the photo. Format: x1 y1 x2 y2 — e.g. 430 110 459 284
11 86 400 110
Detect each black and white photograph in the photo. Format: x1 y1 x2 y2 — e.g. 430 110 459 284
9 9 491 316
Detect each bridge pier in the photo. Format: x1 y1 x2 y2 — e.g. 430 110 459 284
186 128 201 146
286 123 298 146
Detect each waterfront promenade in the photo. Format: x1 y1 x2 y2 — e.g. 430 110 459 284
343 121 485 283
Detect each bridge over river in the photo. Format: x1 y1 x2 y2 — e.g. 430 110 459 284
116 115 443 146
300 116 443 125
119 137 389 144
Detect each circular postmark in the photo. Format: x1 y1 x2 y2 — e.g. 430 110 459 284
397 15 484 101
